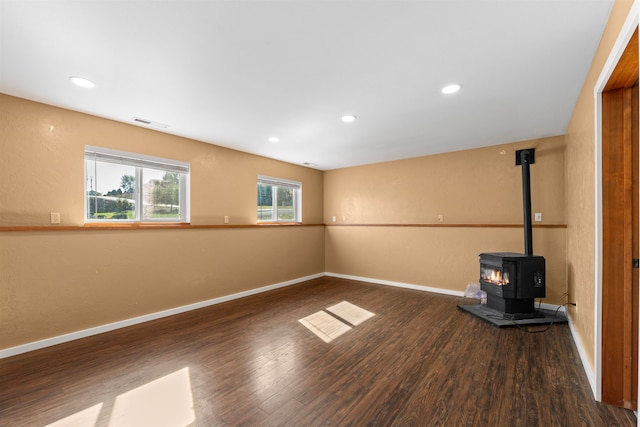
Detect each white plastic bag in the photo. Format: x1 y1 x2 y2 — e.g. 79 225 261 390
464 282 487 304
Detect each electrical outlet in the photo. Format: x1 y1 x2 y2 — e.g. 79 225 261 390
437 214 444 222
50 212 60 224
224 215 229 224
534 212 542 222
332 215 337 223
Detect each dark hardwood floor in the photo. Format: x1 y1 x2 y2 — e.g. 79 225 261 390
0 277 636 426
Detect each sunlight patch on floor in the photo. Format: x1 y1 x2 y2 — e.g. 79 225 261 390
45 403 103 427
299 310 352 343
299 301 375 343
109 367 195 427
45 367 195 427
327 301 375 326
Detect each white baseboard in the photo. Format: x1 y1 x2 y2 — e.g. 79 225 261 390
0 273 324 360
567 313 597 398
325 272 465 297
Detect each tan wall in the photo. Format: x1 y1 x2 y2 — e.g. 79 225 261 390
326 227 567 302
0 94 325 349
565 0 636 372
0 94 323 226
324 136 567 302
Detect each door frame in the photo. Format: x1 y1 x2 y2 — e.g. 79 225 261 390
594 0 639 405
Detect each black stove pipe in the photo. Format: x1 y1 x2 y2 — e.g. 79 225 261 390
516 149 535 256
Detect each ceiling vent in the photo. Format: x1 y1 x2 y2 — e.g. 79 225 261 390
133 117 169 128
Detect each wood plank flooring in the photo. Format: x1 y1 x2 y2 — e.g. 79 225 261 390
0 277 636 426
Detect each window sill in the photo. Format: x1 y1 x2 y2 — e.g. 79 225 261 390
84 222 190 228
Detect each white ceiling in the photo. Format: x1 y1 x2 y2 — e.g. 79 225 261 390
0 0 613 170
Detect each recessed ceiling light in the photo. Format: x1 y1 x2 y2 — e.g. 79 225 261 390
268 137 280 143
341 115 357 123
441 84 462 94
69 76 96 88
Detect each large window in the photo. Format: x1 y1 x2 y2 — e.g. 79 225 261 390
85 146 190 222
257 175 301 222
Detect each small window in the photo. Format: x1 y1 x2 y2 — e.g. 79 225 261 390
85 146 190 222
257 175 301 222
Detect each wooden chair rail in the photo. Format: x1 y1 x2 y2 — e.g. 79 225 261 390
0 222 566 232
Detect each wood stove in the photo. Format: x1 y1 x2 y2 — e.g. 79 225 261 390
479 252 545 318
478 148 546 319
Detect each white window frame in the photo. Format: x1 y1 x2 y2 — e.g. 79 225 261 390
85 145 190 223
257 175 302 223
